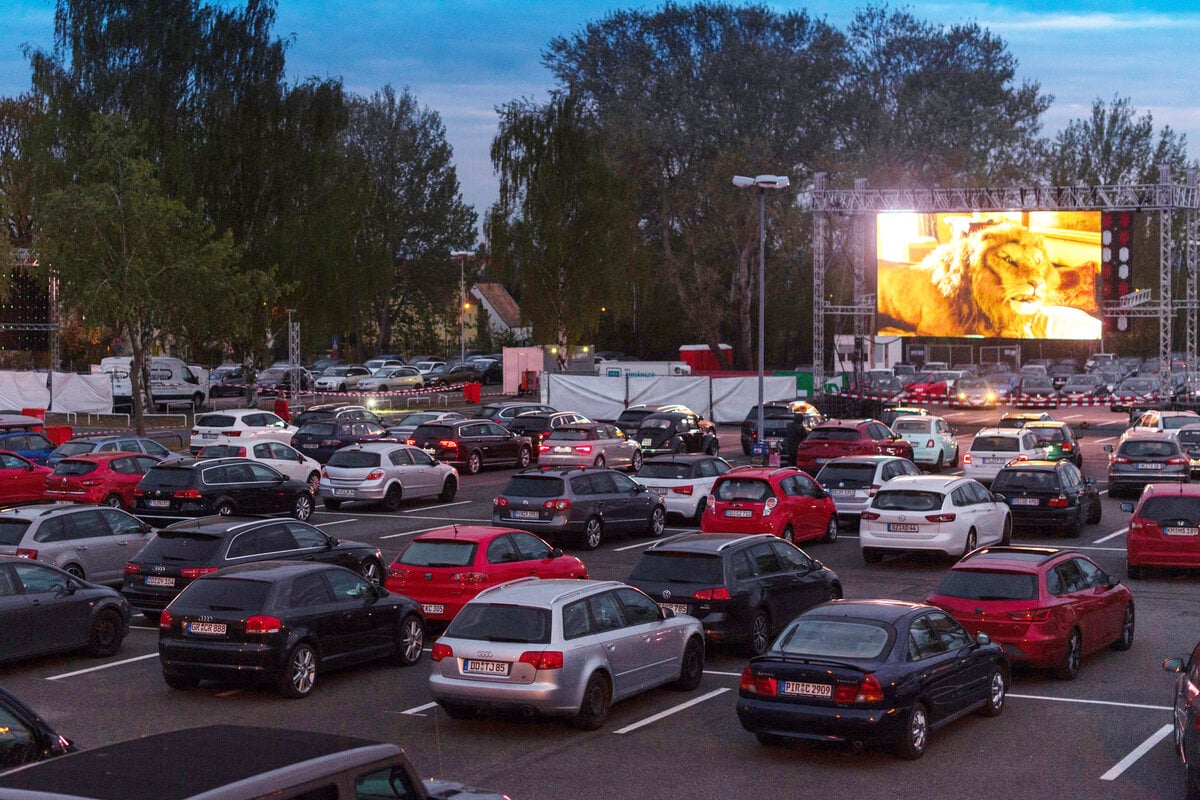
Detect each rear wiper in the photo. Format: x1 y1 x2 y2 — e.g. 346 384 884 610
770 654 866 671
486 636 538 643
207 604 244 611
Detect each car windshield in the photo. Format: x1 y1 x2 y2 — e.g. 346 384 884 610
502 476 565 498
1118 379 1156 392
0 519 31 545
52 441 98 458
958 378 989 389
258 369 286 380
1029 428 1065 443
195 414 236 428
936 570 1038 601
1136 496 1200 524
815 463 876 488
891 420 930 434
52 460 99 476
1118 440 1179 457
1178 429 1200 446
326 450 381 469
547 429 595 441
806 428 861 442
872 490 944 511
173 578 271 612
714 478 772 502
445 603 552 644
991 470 1058 492
628 552 724 584
972 436 1019 452
399 540 477 567
1023 378 1054 390
772 619 891 660
637 462 691 480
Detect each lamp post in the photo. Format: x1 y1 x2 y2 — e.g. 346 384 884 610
732 174 790 451
451 250 474 364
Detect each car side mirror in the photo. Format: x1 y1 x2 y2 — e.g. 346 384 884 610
374 584 389 598
635 484 646 493
1164 657 1186 673
549 547 563 558
326 537 339 549
1103 444 1114 452
60 579 78 595
1120 502 1134 513
975 632 991 646
991 492 1005 502
661 607 676 619
1107 575 1121 588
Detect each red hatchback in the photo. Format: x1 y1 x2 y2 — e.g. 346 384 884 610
384 526 587 625
0 450 53 505
43 452 164 510
1124 482 1200 579
701 466 838 543
793 420 914 474
926 546 1134 680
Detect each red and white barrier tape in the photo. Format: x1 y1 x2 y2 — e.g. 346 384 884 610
841 392 1164 408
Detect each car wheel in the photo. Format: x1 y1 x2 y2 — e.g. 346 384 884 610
745 610 771 656
1055 628 1082 680
215 501 234 516
692 499 707 526
163 670 199 691
323 498 343 511
581 517 603 550
1126 562 1144 580
950 448 960 468
338 383 348 393
382 485 403 512
932 452 944 473
306 472 321 495
572 672 612 730
439 475 458 502
292 493 313 521
896 702 929 759
647 506 666 538
86 608 125 657
672 438 684 454
1066 512 1082 539
594 453 606 468
516 446 531 469
1087 497 1102 525
705 440 719 456
630 450 643 472
103 493 124 509
466 450 483 474
393 614 425 666
673 637 704 691
191 392 205 410
63 564 85 580
359 558 384 585
827 585 843 601
1111 603 1135 651
277 642 318 698
781 525 794 543
822 516 838 543
978 667 1007 717
1000 516 1012 545
962 528 978 557
863 548 883 564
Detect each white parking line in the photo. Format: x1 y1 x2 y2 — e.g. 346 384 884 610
1094 527 1128 544
1061 414 1083 420
703 669 742 677
613 688 730 734
47 653 159 680
1008 694 1171 712
394 516 492 525
613 541 652 552
380 525 471 540
316 518 358 527
403 501 473 513
394 701 439 716
1100 723 1173 781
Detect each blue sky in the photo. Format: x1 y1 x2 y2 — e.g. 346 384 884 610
1 1 1197 226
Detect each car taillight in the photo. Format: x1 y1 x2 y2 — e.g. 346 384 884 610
1168 456 1188 465
245 615 282 634
320 439 343 447
406 438 417 446
438 440 458 450
834 674 884 704
365 469 385 481
1060 443 1074 452
451 571 488 583
925 513 956 523
159 609 173 629
762 496 778 517
925 438 935 448
1007 609 1051 622
860 510 880 521
544 499 570 511
494 497 509 507
739 666 777 696
180 567 219 579
173 489 202 500
431 642 453 661
321 468 330 479
124 562 140 574
1111 456 1131 464
963 453 974 464
693 587 731 599
1016 454 1029 462
869 484 880 497
538 444 552 454
135 488 148 497
1047 497 1069 507
671 485 694 495
573 445 593 454
519 650 564 670
190 429 199 436
15 548 36 559
225 431 241 437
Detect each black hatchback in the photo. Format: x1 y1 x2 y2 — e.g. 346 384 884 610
626 533 842 656
990 460 1102 537
408 419 532 474
157 561 424 698
121 517 384 619
132 458 314 522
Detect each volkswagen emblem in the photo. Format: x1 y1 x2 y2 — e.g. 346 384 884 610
661 589 672 600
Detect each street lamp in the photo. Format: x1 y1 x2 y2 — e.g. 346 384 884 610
451 250 474 363
732 174 791 452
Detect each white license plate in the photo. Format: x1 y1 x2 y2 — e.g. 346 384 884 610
553 446 571 453
202 432 218 439
887 523 919 532
1136 463 1164 470
146 499 171 508
766 439 782 447
463 659 510 676
1165 527 1199 536
831 489 855 497
144 576 175 587
658 603 689 615
334 488 357 497
187 622 226 635
421 604 445 615
649 487 668 495
641 438 652 446
1012 498 1040 506
302 443 318 449
724 509 753 518
782 681 832 698
984 457 1008 464
511 510 540 519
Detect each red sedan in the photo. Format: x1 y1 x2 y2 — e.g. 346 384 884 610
384 526 587 625
701 466 839 543
43 452 163 509
927 545 1134 680
0 450 53 505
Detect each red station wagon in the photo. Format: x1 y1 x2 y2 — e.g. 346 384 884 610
701 466 838 544
793 420 914 474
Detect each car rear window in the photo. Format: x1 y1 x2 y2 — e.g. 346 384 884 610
1178 430 1200 447
1164 416 1199 430
53 441 98 458
936 570 1038 601
815 463 876 488
714 478 772 502
773 619 891 660
971 436 1019 452
1029 428 1065 443
991 470 1058 492
547 429 594 441
137 531 224 563
412 424 454 440
628 552 723 584
327 450 381 469
398 413 436 427
446 603 551 644
1119 440 1179 457
891 420 929 434
0 519 31 545
53 460 99 477
806 428 860 442
510 419 551 434
638 418 673 431
195 414 236 428
872 490 943 511
1136 496 1200 524
172 577 271 612
198 444 244 458
637 462 691 480
297 422 336 437
502 475 566 497
138 467 195 490
398 540 477 567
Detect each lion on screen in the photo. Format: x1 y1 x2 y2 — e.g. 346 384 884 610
877 222 1062 338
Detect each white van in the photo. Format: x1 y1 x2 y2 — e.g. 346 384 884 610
98 356 209 412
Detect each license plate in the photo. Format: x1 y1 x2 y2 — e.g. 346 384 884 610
724 509 753 518
421 603 445 615
1136 463 1164 470
187 622 226 635
887 523 919 532
334 488 357 497
831 489 855 497
144 576 175 587
463 659 510 676
781 681 832 698
202 432 218 439
1165 527 1199 536
146 499 171 508
649 487 668 495
658 603 689 615
766 439 782 447
512 510 540 519
984 457 1008 464
302 443 317 449
553 446 571 453
1012 498 1040 506
641 438 652 446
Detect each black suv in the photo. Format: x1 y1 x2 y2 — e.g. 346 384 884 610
990 460 1102 537
634 411 720 457
492 465 665 550
408 419 532 474
121 516 383 617
507 411 590 450
625 533 841 655
290 418 393 463
738 402 822 455
473 401 556 427
133 458 315 522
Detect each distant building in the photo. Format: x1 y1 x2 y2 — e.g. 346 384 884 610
470 283 531 343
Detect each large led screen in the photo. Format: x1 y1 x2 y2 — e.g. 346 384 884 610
875 211 1102 340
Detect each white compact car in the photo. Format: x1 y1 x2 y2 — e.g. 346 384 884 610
890 414 960 471
632 454 732 524
189 409 297 455
860 474 1011 562
196 440 322 494
962 427 1047 484
814 455 922 528
319 442 458 511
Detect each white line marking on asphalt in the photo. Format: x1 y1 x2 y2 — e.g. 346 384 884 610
1008 694 1171 712
613 688 730 734
614 541 652 552
704 670 742 677
1100 724 1173 781
392 516 492 525
215 689 242 697
1061 414 1082 420
1095 527 1128 543
380 525 466 539
1094 436 1117 444
316 518 358 527
396 701 439 716
47 653 159 680
404 501 473 513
